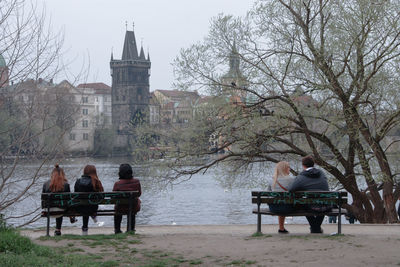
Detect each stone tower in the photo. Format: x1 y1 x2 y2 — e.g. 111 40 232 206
110 28 151 151
221 42 247 100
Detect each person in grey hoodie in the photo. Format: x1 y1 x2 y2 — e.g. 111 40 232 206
288 155 329 233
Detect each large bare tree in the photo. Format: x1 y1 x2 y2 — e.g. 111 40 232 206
0 0 78 226
149 0 400 223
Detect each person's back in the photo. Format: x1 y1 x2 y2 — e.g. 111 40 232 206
288 168 329 192
74 175 94 192
42 164 70 236
272 175 293 192
288 155 329 234
74 165 104 235
113 163 141 234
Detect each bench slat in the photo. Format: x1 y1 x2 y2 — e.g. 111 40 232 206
251 197 346 205
251 191 347 198
41 192 139 200
41 191 139 209
253 207 347 216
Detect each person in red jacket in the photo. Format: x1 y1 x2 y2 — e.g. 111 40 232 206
113 163 141 234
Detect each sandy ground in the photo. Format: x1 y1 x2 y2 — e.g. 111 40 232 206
22 224 400 266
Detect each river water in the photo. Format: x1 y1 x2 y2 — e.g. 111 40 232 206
4 157 334 228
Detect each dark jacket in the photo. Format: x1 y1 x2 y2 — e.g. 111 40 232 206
113 178 141 213
74 175 99 215
288 168 329 192
42 180 70 193
74 175 95 192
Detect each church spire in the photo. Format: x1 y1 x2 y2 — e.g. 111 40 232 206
121 25 138 60
139 45 146 60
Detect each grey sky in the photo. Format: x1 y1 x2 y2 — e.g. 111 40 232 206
40 0 255 90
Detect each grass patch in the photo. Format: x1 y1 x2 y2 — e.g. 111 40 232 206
227 259 257 265
189 259 203 265
0 228 120 267
127 239 142 244
251 232 263 237
249 232 272 239
39 233 130 241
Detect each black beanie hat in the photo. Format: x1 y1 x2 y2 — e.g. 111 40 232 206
119 163 133 179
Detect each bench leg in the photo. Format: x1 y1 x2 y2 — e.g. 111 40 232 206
46 207 50 237
127 193 133 233
338 206 342 234
257 212 262 234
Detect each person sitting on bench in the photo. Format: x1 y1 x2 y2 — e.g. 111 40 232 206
112 163 142 234
42 164 71 236
288 155 329 234
269 161 294 234
74 165 104 235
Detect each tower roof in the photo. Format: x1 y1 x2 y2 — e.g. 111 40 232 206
122 30 138 60
222 43 244 81
139 46 146 60
0 54 6 68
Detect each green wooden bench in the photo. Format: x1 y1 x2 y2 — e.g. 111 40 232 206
41 191 139 236
251 191 348 234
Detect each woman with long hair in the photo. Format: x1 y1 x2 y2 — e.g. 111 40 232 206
74 165 104 235
269 161 295 234
42 164 70 236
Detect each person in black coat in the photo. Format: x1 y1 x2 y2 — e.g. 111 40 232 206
42 164 70 236
288 155 329 233
74 165 104 235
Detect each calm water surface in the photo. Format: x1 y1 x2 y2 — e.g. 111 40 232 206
7 157 316 228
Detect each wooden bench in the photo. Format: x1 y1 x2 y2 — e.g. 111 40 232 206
41 191 139 236
251 191 348 234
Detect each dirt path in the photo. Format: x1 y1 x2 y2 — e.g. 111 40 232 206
22 224 400 266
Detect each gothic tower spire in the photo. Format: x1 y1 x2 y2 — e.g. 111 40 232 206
121 30 138 60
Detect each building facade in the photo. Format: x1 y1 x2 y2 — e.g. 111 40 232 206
153 89 200 124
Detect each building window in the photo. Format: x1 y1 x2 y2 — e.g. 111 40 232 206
69 133 75 140
83 133 89 140
82 120 88 127
28 95 34 101
82 96 88 103
122 95 126 101
82 108 88 115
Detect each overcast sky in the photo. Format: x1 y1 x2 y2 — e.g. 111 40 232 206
40 0 255 90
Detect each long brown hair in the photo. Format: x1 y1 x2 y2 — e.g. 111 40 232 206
272 161 290 189
50 164 67 192
83 165 104 192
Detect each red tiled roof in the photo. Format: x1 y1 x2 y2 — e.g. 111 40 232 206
155 89 199 98
77 83 111 91
77 83 111 95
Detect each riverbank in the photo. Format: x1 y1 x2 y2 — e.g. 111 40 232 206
21 224 400 266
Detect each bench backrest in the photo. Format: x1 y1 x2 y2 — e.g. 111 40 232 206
251 191 347 206
41 191 139 209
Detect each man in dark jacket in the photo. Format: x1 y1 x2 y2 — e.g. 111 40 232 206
288 155 329 233
113 163 142 234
